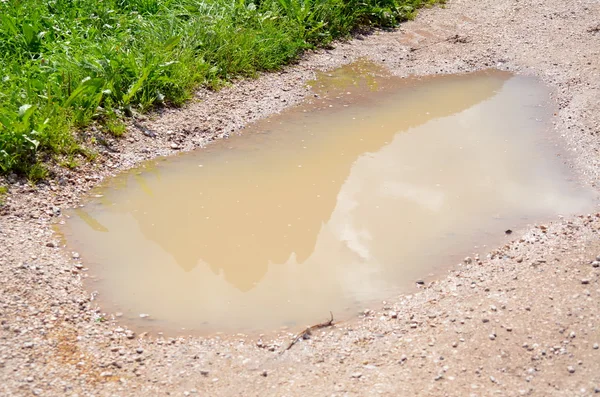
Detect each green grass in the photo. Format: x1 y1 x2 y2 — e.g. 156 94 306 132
105 117 127 137
0 185 7 205
0 0 441 177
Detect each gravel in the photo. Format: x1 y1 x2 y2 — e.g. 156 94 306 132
1 0 599 395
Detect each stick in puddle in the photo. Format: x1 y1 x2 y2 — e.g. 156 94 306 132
283 312 335 352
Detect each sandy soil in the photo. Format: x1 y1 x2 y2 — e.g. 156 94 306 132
1 0 600 395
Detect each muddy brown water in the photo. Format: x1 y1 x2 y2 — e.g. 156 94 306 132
62 64 593 334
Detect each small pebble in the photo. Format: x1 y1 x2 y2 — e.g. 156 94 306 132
581 279 590 285
567 366 575 374
261 370 267 377
489 333 496 341
593 343 599 350
200 370 209 376
351 372 362 379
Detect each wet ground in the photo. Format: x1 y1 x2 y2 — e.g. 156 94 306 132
1 0 599 395
63 66 592 334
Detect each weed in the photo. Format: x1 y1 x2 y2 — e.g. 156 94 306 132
26 163 48 182
0 0 441 176
105 119 127 138
0 186 7 206
59 157 80 170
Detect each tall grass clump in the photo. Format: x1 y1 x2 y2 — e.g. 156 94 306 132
0 0 441 177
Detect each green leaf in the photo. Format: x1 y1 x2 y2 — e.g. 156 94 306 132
123 68 150 104
18 104 33 117
22 24 34 46
64 78 104 108
0 115 13 129
1 15 18 37
24 135 40 150
164 35 181 52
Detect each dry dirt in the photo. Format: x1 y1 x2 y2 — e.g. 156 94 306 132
1 0 600 395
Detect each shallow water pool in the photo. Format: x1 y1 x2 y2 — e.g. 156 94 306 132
63 64 592 333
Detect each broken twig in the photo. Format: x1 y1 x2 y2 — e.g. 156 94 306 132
409 34 471 52
133 120 157 138
283 312 334 352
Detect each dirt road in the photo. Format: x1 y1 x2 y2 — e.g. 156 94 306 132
1 0 599 395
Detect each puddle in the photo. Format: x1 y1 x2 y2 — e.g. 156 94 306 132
62 65 593 334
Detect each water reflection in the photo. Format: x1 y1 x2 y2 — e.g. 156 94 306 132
73 209 108 233
101 71 507 292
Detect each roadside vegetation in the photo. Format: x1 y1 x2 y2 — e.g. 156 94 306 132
0 0 441 179
0 185 7 205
